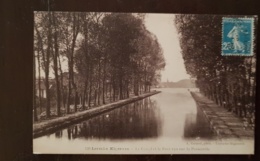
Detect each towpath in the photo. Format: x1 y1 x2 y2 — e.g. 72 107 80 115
191 92 254 139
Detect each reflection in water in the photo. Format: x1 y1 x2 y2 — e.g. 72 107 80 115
55 98 162 140
54 130 63 138
35 88 217 153
183 111 215 139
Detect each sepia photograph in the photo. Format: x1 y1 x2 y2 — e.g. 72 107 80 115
32 12 257 154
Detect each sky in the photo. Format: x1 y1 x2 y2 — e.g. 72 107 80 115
144 14 190 82
35 13 190 82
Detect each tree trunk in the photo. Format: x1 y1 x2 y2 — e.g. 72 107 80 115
94 89 97 106
67 60 72 114
74 90 78 112
71 13 80 112
88 65 93 108
110 78 112 102
126 81 129 98
82 81 87 110
102 57 107 104
35 19 50 118
66 12 80 114
58 53 65 109
45 12 52 118
37 46 42 113
34 52 38 122
134 77 139 96
119 78 123 100
52 12 61 116
112 77 116 101
98 60 101 105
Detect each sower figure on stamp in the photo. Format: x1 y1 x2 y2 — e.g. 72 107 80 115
227 23 249 52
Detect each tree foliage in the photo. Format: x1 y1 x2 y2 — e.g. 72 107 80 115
34 12 165 120
175 15 256 124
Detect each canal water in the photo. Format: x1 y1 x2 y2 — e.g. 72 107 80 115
34 88 216 154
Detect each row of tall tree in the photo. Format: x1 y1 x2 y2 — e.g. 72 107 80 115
34 12 165 121
175 15 256 123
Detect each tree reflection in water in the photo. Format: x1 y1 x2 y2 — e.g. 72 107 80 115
55 98 163 140
183 108 215 139
54 130 63 138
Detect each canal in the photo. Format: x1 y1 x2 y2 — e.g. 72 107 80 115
34 88 216 154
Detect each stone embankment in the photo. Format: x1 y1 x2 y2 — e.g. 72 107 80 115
33 91 161 138
191 92 254 139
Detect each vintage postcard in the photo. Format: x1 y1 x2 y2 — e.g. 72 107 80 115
32 12 257 154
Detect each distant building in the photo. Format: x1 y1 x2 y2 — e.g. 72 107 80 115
35 79 55 98
159 79 196 88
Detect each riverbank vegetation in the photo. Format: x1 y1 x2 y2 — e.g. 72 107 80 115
34 12 165 121
175 15 256 126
